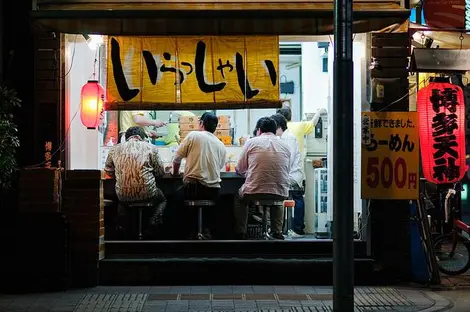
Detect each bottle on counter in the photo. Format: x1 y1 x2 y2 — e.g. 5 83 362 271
106 137 115 146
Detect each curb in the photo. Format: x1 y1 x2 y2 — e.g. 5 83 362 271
420 291 454 312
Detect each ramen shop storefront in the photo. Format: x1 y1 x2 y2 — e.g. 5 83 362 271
30 0 410 286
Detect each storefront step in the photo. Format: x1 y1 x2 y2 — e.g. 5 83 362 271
99 257 375 286
104 240 368 258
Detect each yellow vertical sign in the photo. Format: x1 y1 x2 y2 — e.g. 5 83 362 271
245 36 280 102
361 112 420 200
107 36 143 104
140 37 177 104
177 37 215 103
212 36 246 103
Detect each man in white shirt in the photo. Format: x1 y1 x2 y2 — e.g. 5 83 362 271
271 113 306 236
172 112 227 239
234 117 291 240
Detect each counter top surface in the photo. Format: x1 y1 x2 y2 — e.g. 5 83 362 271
104 172 244 180
160 172 244 179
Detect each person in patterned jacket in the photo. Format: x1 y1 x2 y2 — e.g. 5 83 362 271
105 126 166 239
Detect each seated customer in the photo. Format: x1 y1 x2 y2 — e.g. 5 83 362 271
172 112 227 239
104 126 166 239
271 113 305 236
234 117 291 240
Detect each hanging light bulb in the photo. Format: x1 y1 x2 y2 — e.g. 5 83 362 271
80 80 105 129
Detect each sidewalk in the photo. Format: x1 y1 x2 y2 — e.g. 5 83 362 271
0 286 453 312
436 272 470 290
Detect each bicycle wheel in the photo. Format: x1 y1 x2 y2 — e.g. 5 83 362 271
434 234 470 276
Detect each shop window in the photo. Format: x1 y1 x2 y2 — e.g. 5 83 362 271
64 34 366 242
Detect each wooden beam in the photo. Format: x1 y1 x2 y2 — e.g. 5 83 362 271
104 100 285 111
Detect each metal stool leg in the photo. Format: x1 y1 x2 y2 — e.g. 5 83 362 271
287 209 292 234
138 207 143 240
283 208 288 235
262 206 269 240
197 207 203 240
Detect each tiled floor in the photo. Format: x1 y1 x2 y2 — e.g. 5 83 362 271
0 286 452 312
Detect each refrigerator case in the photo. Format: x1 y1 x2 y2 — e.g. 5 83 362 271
304 157 323 234
314 168 331 238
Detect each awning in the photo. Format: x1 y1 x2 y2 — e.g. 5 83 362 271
410 48 470 73
31 1 410 36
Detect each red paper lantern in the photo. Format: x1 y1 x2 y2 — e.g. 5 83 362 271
417 81 466 184
80 80 105 129
423 0 465 28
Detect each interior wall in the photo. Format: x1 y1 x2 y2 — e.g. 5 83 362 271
301 42 329 116
65 35 102 169
326 35 368 227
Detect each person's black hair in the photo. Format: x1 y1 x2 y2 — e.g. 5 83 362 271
125 126 147 140
255 117 277 135
271 113 288 131
200 112 218 133
277 107 292 122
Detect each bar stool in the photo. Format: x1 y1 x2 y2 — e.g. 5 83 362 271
184 200 215 240
252 199 285 240
283 199 296 235
127 202 154 240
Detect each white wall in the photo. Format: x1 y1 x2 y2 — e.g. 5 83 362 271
325 35 367 226
65 35 103 169
301 42 329 116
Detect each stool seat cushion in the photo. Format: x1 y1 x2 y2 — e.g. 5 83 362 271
283 200 295 207
253 199 284 206
127 202 154 207
103 199 115 206
184 200 216 206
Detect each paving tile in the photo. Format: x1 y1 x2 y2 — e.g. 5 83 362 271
170 287 191 294
273 286 296 294
129 286 151 293
308 294 332 301
253 286 275 293
278 300 302 306
245 294 276 300
148 294 179 300
233 286 254 294
102 286 131 294
294 286 316 294
167 300 189 305
213 294 243 300
149 287 172 294
180 294 210 300
210 286 233 294
277 294 309 300
145 301 167 306
301 300 326 307
190 286 211 293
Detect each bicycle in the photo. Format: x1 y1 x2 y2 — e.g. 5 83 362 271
433 182 470 276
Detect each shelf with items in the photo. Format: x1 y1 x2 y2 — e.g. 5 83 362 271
179 115 233 145
314 168 331 239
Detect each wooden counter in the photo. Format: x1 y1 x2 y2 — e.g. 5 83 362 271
103 172 245 200
103 172 245 239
